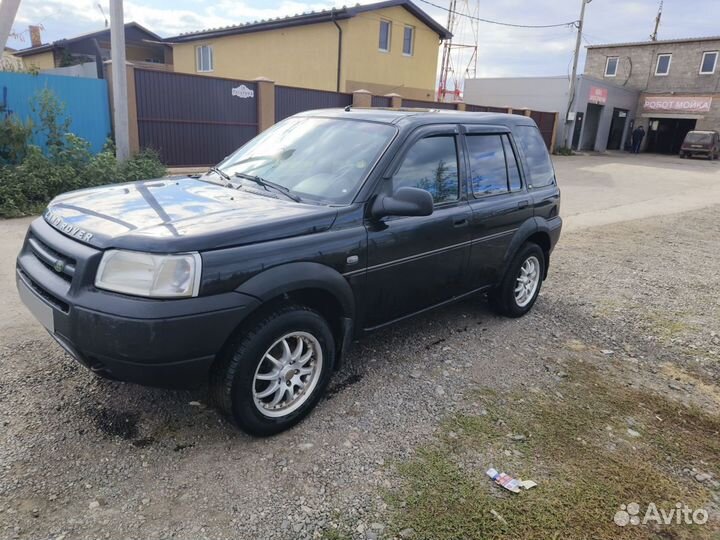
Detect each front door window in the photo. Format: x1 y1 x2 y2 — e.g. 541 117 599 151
391 135 459 204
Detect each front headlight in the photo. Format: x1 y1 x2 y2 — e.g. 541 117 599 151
95 250 202 298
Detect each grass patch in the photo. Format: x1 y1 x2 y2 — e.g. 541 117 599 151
320 529 352 540
387 362 719 539
645 310 691 342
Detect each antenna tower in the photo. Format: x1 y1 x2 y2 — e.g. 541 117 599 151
437 0 480 102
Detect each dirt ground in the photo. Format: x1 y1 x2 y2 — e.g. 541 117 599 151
0 154 718 539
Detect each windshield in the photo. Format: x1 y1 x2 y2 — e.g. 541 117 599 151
685 132 713 144
215 117 396 204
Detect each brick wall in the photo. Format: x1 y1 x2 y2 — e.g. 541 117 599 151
585 39 720 94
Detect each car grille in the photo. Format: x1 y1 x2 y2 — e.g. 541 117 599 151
27 233 76 283
18 268 70 313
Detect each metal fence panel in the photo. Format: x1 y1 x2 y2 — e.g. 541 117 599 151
0 71 111 153
275 86 352 122
465 104 508 113
465 104 490 112
135 69 258 166
530 110 556 150
402 99 457 110
371 95 392 108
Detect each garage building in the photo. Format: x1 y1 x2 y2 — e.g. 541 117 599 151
584 36 720 154
463 75 639 153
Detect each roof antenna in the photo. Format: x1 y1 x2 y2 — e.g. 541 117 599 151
650 0 662 41
97 3 108 28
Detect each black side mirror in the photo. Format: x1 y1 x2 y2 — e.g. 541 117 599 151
371 187 434 219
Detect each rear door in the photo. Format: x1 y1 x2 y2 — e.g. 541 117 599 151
362 124 472 328
463 125 534 289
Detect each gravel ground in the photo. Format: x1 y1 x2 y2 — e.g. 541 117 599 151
1 196 719 539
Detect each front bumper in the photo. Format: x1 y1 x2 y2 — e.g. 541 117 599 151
16 218 260 388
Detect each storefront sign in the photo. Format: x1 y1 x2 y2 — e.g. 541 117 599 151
588 86 608 104
643 96 712 113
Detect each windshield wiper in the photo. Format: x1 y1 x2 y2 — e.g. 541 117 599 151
206 167 234 188
234 172 302 202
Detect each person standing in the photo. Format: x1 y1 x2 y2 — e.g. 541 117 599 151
631 125 646 154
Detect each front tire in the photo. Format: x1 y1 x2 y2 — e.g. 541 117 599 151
489 242 545 318
210 305 335 436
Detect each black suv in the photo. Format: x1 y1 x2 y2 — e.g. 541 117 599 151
16 109 561 435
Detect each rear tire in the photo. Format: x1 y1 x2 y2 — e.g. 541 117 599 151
489 242 545 318
210 305 335 436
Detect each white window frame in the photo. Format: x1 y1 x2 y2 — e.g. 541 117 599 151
379 19 391 53
604 56 618 77
402 25 415 56
195 44 214 73
700 51 718 74
654 53 672 76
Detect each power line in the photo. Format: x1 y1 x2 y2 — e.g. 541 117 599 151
417 0 579 29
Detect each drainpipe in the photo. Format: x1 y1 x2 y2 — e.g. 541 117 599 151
331 9 342 93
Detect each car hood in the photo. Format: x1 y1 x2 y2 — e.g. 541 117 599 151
44 177 339 251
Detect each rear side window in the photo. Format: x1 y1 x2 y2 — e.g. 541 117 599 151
392 135 459 204
514 126 555 188
467 135 507 196
467 134 524 196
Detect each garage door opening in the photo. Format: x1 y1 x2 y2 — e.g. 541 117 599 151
581 103 603 151
646 118 697 154
607 108 629 150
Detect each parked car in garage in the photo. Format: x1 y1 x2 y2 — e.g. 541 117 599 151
16 108 562 436
679 130 720 159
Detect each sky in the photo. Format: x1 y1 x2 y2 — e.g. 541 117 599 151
7 0 720 85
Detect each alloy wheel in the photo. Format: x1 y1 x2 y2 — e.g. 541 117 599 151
252 332 323 418
514 255 540 307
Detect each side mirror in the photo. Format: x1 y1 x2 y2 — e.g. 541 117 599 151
371 186 434 219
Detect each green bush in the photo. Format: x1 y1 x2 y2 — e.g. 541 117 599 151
554 146 575 156
0 115 33 165
0 90 166 218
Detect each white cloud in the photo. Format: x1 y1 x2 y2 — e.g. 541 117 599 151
7 0 720 86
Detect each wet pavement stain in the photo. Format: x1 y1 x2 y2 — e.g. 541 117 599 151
90 408 140 440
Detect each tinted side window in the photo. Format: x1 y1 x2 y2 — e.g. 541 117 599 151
503 135 522 191
514 126 555 188
467 135 507 196
392 136 459 204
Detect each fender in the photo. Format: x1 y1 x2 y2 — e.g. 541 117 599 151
234 261 356 320
499 218 538 277
500 217 560 281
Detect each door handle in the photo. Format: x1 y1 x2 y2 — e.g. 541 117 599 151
517 200 530 210
452 218 469 228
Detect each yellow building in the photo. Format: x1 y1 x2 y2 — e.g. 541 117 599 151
168 0 451 100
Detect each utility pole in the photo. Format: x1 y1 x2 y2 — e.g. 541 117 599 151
565 0 591 148
650 0 663 41
0 0 22 52
109 0 130 161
